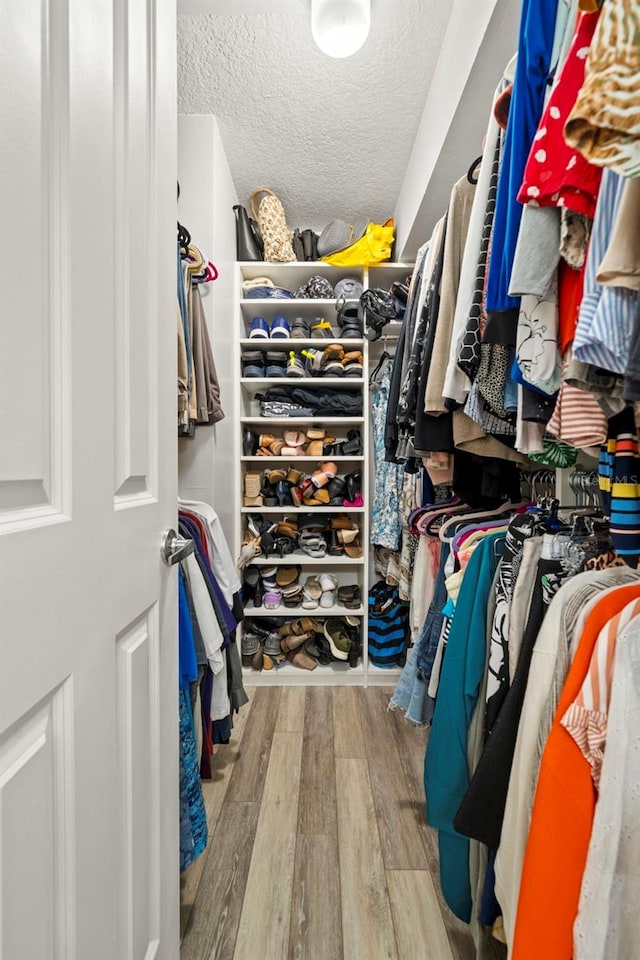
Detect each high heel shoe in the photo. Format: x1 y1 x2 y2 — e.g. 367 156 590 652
243 429 259 456
276 480 293 506
345 470 362 503
327 476 346 505
261 473 278 506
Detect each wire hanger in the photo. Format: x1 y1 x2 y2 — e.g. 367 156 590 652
467 155 482 184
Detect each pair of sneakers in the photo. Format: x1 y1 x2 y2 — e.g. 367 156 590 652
249 315 290 339
242 350 293 378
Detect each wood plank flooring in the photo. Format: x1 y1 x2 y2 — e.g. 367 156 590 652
181 687 507 960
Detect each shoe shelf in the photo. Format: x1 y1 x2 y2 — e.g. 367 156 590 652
240 298 359 318
245 662 365 687
239 261 367 287
244 604 365 617
246 554 365 565
240 378 365 389
240 417 365 427
240 506 366 514
239 338 364 350
241 455 365 463
234 261 413 686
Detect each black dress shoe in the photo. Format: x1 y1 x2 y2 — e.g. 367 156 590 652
243 428 258 456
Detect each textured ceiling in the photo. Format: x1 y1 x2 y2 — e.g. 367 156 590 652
178 0 454 232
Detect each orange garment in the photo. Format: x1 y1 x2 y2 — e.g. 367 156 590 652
511 583 640 960
558 257 585 354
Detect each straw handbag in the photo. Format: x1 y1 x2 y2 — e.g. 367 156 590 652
249 187 296 263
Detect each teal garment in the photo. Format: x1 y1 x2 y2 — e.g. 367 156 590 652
424 531 505 922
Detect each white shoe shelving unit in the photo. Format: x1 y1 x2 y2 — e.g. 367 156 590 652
234 260 413 686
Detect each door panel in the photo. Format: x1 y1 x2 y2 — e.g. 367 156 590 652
0 2 178 958
0 0 71 524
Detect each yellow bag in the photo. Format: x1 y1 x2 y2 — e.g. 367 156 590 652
320 218 394 267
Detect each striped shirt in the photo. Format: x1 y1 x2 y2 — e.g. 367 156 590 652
561 597 640 788
598 406 640 567
573 169 639 374
547 349 608 448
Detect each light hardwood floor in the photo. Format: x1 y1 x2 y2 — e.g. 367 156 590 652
180 686 507 960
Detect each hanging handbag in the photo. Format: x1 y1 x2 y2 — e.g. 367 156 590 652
232 204 263 261
367 581 410 668
249 187 296 263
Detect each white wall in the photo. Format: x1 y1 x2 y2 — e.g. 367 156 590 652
178 115 238 547
394 0 520 258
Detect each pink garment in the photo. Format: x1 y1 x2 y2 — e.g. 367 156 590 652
518 12 602 217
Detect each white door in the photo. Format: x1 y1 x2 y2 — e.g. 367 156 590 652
0 2 178 958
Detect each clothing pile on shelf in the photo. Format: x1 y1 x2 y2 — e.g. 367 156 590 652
177 498 247 872
376 0 640 957
256 384 363 419
177 234 223 437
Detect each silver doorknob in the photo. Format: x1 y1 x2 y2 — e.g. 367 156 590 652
161 528 195 566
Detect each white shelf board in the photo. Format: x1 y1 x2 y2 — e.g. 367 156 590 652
241 378 364 388
240 417 364 426
239 262 367 286
241 505 366 513
240 297 357 306
239 338 364 349
240 300 357 322
365 664 403 686
366 663 403 683
246 554 365 565
241 455 365 463
244 660 364 686
244 604 364 617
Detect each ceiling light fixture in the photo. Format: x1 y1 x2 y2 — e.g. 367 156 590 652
311 0 371 59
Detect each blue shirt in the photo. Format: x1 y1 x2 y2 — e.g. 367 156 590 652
573 169 639 374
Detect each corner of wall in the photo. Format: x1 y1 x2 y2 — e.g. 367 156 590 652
177 114 239 547
393 0 518 258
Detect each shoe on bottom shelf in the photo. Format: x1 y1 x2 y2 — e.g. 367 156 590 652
286 648 317 670
323 618 352 661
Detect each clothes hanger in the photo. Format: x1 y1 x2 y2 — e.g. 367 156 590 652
369 341 395 384
467 155 482 184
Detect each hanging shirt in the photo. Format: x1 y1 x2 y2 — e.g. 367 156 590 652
512 583 640 960
573 169 639 374
518 12 602 217
424 531 505 922
561 598 640 788
485 0 560 315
